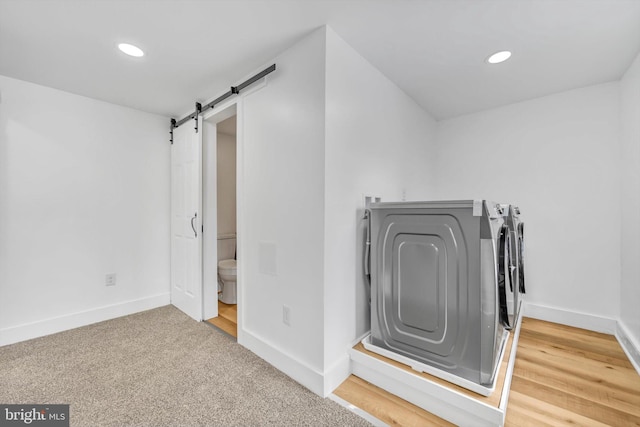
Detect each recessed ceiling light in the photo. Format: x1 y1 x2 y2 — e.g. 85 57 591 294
118 43 144 57
487 50 512 64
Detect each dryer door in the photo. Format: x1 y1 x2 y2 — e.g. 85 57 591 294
497 224 512 330
518 222 526 293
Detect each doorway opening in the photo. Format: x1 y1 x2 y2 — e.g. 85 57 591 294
203 106 238 339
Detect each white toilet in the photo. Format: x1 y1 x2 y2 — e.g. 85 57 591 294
218 259 237 304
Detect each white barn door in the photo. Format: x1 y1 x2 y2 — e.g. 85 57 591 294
171 119 202 321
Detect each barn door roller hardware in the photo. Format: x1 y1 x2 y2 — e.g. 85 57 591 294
169 119 176 145
172 104 201 135
169 64 276 139
194 102 202 133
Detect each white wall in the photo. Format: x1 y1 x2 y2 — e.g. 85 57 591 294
323 27 437 387
239 26 438 396
216 132 236 238
216 131 236 261
241 28 327 391
434 83 621 321
0 75 170 345
620 52 640 348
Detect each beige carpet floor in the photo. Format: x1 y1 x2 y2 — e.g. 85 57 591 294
0 305 371 427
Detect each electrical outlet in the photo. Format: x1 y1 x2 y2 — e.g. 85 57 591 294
282 305 291 326
105 273 116 287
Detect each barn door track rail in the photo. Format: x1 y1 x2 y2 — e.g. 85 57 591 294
169 64 276 143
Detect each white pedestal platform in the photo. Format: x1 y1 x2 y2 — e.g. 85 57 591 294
348 308 524 427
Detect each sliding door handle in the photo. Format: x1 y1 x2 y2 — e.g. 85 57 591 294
190 212 198 238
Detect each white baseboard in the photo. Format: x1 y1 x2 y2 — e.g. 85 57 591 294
239 328 325 396
523 302 617 334
0 293 170 347
239 329 354 397
616 321 640 376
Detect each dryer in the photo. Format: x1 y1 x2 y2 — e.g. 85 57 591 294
366 200 510 389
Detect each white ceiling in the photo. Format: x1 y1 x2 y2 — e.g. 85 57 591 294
1 0 639 120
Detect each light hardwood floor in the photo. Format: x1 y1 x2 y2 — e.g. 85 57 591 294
506 318 640 426
336 318 640 426
206 300 237 338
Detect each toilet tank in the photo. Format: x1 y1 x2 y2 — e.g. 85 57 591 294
217 233 236 261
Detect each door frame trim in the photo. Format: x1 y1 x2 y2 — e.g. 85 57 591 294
201 78 266 338
202 99 240 329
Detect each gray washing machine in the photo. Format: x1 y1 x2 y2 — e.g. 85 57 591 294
366 200 509 387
